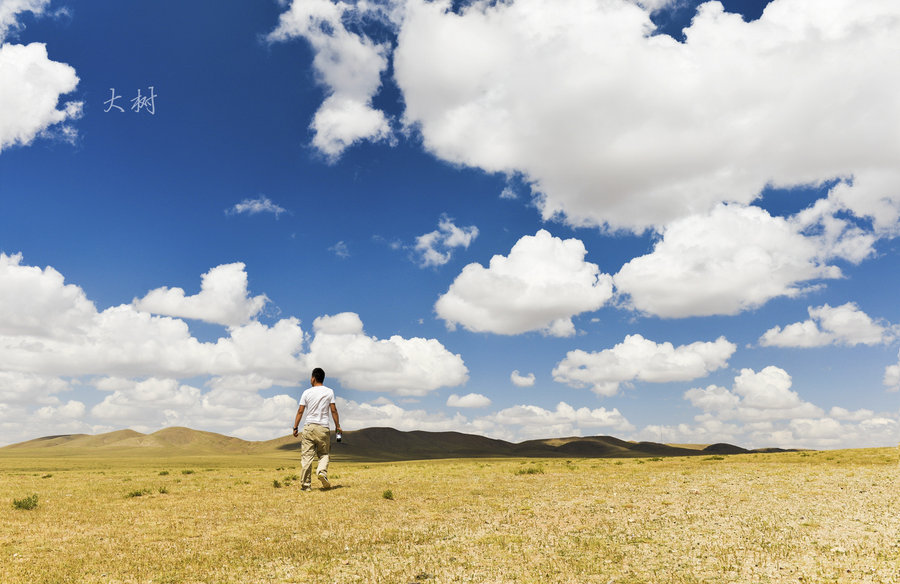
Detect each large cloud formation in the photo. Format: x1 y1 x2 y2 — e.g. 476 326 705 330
0 253 470 443
435 230 614 337
0 0 82 151
0 252 893 449
276 0 900 232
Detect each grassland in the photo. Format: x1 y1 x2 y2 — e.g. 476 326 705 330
2 448 898 583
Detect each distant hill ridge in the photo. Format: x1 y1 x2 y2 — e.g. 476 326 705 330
0 426 775 460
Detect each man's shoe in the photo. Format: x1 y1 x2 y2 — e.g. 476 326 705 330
317 471 331 489
301 485 311 491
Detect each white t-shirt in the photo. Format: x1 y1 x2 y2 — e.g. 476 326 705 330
299 385 335 427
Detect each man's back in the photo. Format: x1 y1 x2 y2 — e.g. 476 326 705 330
300 385 334 426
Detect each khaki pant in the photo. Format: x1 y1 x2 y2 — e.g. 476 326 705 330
300 423 331 488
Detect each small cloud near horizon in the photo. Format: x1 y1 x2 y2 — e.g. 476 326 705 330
446 393 492 408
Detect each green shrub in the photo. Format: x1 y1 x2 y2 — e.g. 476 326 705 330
382 490 394 500
515 467 544 475
13 494 39 510
126 488 152 498
273 480 283 489
181 469 195 475
158 470 170 476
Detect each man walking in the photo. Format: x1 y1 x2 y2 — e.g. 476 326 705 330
293 367 342 490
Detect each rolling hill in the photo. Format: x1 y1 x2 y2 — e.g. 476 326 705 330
0 426 773 461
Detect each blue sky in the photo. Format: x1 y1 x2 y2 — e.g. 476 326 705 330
1 0 899 449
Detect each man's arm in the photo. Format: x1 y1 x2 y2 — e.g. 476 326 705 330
330 403 341 432
292 405 305 437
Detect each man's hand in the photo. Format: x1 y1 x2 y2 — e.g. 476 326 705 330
292 427 299 438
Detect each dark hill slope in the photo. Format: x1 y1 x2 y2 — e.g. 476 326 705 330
284 428 749 461
276 427 519 460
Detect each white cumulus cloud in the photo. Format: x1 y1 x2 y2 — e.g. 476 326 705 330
639 411 899 450
652 364 900 449
510 370 535 387
760 302 894 348
34 399 85 421
414 215 478 267
226 196 287 218
330 241 350 258
884 350 900 392
336 397 477 434
133 262 268 327
685 366 823 422
0 255 305 389
553 334 736 396
0 0 82 152
0 252 95 337
307 312 469 395
446 392 492 408
436 230 613 337
614 204 860 318
0 371 71 405
267 0 391 158
0 0 49 41
489 402 634 440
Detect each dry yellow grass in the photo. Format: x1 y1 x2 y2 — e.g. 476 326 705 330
2 448 898 583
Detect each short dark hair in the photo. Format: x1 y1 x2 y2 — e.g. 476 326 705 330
311 368 325 384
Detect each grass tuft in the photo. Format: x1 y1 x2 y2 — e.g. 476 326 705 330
126 488 153 498
12 493 39 510
515 466 544 475
382 489 394 500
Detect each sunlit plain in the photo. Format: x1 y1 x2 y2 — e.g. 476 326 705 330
2 448 898 583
